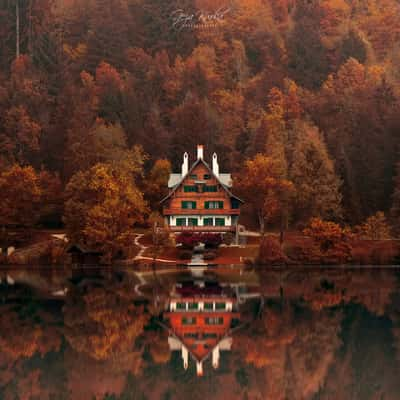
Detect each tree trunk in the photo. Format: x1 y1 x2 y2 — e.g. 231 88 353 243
28 0 33 56
258 212 265 236
16 0 20 58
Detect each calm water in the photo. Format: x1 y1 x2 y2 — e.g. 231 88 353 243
0 266 399 400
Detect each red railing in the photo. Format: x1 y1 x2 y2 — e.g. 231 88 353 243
163 208 240 215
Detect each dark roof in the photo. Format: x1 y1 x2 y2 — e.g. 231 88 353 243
160 157 244 204
66 244 102 255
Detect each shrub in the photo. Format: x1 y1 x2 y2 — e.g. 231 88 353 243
176 232 199 250
176 232 222 249
354 211 392 240
257 235 287 265
304 218 353 264
201 233 222 249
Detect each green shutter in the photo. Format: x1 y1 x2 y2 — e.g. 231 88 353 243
215 218 225 226
188 218 198 226
176 218 186 226
204 217 213 226
219 201 224 209
182 201 196 209
205 201 209 209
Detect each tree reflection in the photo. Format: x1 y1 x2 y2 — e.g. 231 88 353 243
0 268 398 400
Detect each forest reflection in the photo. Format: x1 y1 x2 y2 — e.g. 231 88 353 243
0 267 399 400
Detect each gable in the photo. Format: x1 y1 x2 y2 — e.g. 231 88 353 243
161 158 243 204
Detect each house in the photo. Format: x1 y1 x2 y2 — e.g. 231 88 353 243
161 145 243 236
164 280 240 376
66 244 102 265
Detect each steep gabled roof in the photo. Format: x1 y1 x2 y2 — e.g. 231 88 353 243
160 157 244 204
170 331 233 364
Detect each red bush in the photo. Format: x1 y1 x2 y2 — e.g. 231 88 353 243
176 232 223 249
176 232 200 249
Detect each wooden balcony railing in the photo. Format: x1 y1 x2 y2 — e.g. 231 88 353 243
168 226 236 232
163 208 240 216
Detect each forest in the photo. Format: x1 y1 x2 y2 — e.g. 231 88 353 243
1 0 400 239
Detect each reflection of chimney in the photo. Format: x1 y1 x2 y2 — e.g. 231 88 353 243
182 152 189 177
196 361 203 376
212 345 220 369
182 346 189 370
212 152 219 177
197 144 204 160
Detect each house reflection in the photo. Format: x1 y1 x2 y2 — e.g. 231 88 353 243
163 279 243 376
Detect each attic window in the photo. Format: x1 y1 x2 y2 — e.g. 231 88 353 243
184 185 198 192
204 174 211 180
190 174 197 179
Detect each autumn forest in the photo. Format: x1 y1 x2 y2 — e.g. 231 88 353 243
1 0 400 242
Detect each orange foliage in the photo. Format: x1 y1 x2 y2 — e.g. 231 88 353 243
304 218 353 263
64 282 148 361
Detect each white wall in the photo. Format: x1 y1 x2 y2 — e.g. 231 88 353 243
170 300 233 311
169 215 231 226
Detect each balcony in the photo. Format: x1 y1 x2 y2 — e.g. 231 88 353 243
168 226 236 232
163 208 240 216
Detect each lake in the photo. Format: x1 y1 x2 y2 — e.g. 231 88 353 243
0 266 399 400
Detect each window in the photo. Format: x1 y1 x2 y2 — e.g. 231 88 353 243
188 302 198 310
204 174 211 180
184 333 199 339
231 198 240 209
176 302 186 310
215 218 225 226
190 174 197 179
176 218 186 226
205 201 223 209
182 201 196 209
184 185 198 192
203 185 217 192
182 317 196 325
204 302 213 310
215 302 226 310
203 218 213 226
205 317 223 325
203 333 217 339
188 218 198 226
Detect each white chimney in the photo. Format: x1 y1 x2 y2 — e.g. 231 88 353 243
197 144 204 160
212 152 219 177
181 152 189 177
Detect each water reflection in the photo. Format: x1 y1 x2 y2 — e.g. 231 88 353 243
0 266 399 400
164 278 245 376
